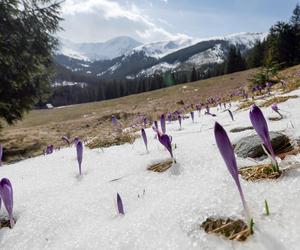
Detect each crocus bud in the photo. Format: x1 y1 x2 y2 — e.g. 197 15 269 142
141 129 148 152
117 193 124 215
160 114 166 134
157 133 173 158
214 122 250 219
190 111 194 123
0 178 14 228
76 140 83 175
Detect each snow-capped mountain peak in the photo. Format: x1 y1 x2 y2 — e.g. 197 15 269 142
57 36 142 61
130 36 196 59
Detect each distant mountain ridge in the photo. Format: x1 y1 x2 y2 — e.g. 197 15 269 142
57 36 142 61
54 32 267 81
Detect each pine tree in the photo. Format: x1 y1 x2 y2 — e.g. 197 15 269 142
290 3 300 63
225 46 246 74
0 0 62 124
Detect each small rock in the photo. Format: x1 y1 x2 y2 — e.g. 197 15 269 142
234 132 291 159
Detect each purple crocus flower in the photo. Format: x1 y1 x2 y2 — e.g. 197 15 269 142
112 115 117 126
143 117 147 128
271 103 283 118
117 193 124 215
160 114 166 134
0 144 3 166
167 113 172 123
141 129 148 152
157 133 173 158
178 115 182 129
154 120 158 130
227 109 234 121
214 122 250 219
190 111 194 123
249 105 278 171
62 136 70 146
271 103 279 112
46 145 54 154
0 178 14 228
74 137 80 145
76 140 83 175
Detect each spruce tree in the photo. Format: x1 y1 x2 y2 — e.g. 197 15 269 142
0 0 62 124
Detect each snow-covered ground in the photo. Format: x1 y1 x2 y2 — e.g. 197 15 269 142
1 89 300 250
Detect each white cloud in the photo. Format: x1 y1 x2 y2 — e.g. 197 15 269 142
61 0 185 42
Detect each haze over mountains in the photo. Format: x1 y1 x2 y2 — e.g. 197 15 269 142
55 32 267 81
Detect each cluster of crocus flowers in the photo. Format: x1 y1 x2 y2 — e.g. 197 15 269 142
214 122 250 220
76 140 83 175
271 103 283 118
0 178 14 228
250 104 279 172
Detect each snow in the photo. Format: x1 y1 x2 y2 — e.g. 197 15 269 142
186 44 225 65
1 88 300 249
129 36 196 59
58 37 142 61
135 62 180 78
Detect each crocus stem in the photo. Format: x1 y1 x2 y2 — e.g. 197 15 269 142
261 144 279 172
264 200 270 216
249 218 255 234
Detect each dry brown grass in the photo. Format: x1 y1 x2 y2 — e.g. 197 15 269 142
201 218 251 242
239 164 282 181
261 95 298 107
86 132 139 149
147 159 173 172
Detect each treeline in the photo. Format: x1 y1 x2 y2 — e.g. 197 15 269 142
51 70 204 106
246 4 300 69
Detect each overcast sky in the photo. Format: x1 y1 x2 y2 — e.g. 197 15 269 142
60 0 299 43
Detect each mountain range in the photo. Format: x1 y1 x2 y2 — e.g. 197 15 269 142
54 32 267 81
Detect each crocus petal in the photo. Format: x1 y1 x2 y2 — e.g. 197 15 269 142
141 129 148 152
62 136 70 146
76 140 83 175
190 111 194 122
0 178 14 227
160 114 166 134
249 104 275 158
227 109 234 121
271 103 279 112
178 116 182 129
117 193 124 215
154 120 158 130
214 122 249 219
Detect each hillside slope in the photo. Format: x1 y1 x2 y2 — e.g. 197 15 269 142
1 65 300 164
